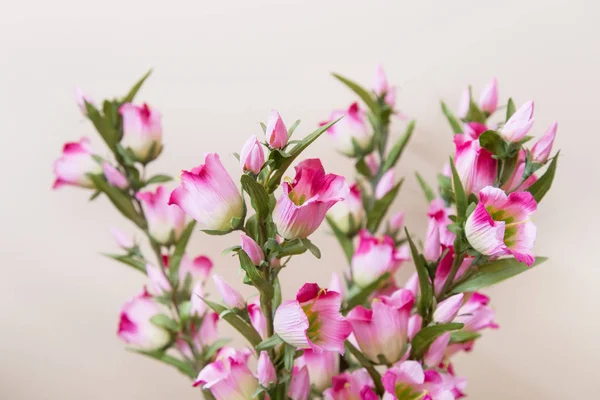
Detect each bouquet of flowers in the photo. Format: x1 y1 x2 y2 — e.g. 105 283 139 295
53 66 558 399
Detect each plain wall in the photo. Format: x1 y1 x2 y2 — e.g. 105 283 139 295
1 0 599 398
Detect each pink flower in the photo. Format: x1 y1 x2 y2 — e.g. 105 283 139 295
500 100 535 142
478 78 498 114
169 153 244 231
102 162 128 189
297 349 339 391
266 110 289 149
323 102 372 156
145 262 171 295
53 137 101 189
240 232 264 265
176 312 219 357
191 281 207 316
213 274 246 309
424 333 451 368
323 369 377 400
75 87 94 115
110 227 134 249
117 289 170 350
530 121 558 163
119 103 163 162
327 183 364 233
433 250 471 297
375 169 395 199
240 135 265 174
351 230 408 288
365 153 379 175
179 254 213 285
424 199 455 261
194 347 258 400
257 351 277 387
382 361 428 400
389 211 405 233
434 294 465 324
457 88 470 119
501 150 538 193
328 272 345 298
273 283 351 354
247 298 268 339
453 130 497 196
407 314 423 340
465 186 537 265
289 365 310 400
137 186 186 245
273 159 348 239
347 288 414 363
455 292 498 332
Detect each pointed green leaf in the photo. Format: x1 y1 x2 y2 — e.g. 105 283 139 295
345 341 384 394
449 157 467 220
405 229 433 317
240 175 270 221
239 250 274 301
526 152 559 203
450 331 481 344
122 69 153 103
169 221 196 283
89 174 146 228
145 174 173 185
366 179 404 232
256 334 283 351
415 172 436 202
410 323 464 359
381 120 416 172
301 238 321 259
479 130 508 157
150 314 180 331
506 98 516 121
202 297 262 347
332 73 379 113
130 349 195 378
85 102 119 151
326 217 354 263
103 253 146 273
441 101 463 134
288 119 301 138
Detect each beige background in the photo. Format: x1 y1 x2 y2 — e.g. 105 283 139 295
2 0 599 399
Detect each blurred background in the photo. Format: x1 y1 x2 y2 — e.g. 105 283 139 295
1 0 599 398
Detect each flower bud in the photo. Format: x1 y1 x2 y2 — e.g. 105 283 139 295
478 77 498 114
257 351 277 387
53 137 101 189
110 227 134 249
240 232 264 265
119 103 163 163
500 100 535 142
137 186 187 245
240 135 265 174
145 263 171 295
375 169 395 199
213 274 245 309
458 87 470 119
323 102 372 156
102 162 128 189
266 110 288 148
530 121 557 163
75 87 94 115
117 289 170 350
298 349 339 391
288 366 310 400
433 293 464 324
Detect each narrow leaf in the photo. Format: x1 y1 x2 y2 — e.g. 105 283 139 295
441 101 463 134
256 334 283 351
122 69 153 103
288 119 301 137
345 273 390 311
366 179 404 232
345 341 384 395
169 221 196 283
332 73 379 113
89 175 146 228
415 172 435 202
449 157 467 220
145 174 173 185
301 238 321 259
150 314 179 331
450 331 481 344
202 297 262 347
382 120 416 172
240 175 270 221
130 349 195 378
410 323 464 359
239 251 274 301
103 253 146 273
526 152 559 203
326 217 354 263
506 98 516 121
405 229 433 317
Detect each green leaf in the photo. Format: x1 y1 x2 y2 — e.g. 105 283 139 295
441 101 463 134
267 117 342 192
326 217 354 264
85 102 119 151
130 349 195 378
345 272 390 311
273 277 282 311
526 152 559 203
275 239 307 257
332 73 379 114
410 323 464 359
479 130 507 157
284 344 296 371
122 69 153 103
240 175 270 221
466 98 487 123
499 152 520 186
288 119 301 138
256 334 284 351
301 238 321 259
150 314 179 331
203 338 232 361
449 157 467 221
506 98 516 121
451 257 548 293
450 331 481 344
345 341 384 395
103 253 146 273
381 120 416 172
415 172 435 202
366 179 404 232
169 221 196 284
145 174 173 185
202 297 262 347
239 251 274 301
355 158 373 178
89 174 146 228
260 122 267 133
405 229 433 317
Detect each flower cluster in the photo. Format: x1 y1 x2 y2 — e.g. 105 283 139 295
54 68 558 399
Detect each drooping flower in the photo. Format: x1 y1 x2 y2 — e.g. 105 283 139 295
117 289 170 350
257 351 277 387
323 368 377 400
273 159 348 239
323 102 373 156
213 274 246 309
169 153 244 232
347 288 414 363
297 349 339 391
240 232 264 265
53 137 102 189
240 135 265 174
351 230 408 288
119 103 163 162
194 347 258 400
273 283 351 354
110 227 134 249
465 186 537 265
102 162 129 189
137 185 186 245
327 183 364 233
424 199 455 261
288 365 310 400
454 292 498 332
375 169 395 199
478 77 498 114
266 110 289 149
530 121 558 164
500 100 535 142
453 130 497 195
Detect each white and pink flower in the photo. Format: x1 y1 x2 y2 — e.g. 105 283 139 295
53 137 101 189
297 349 339 391
240 232 265 265
257 351 277 387
323 368 377 400
424 199 455 261
478 77 498 114
500 100 535 143
178 254 213 285
273 283 351 354
454 292 498 332
375 169 396 199
453 127 497 195
327 183 364 233
247 298 268 339
136 185 186 245
501 150 537 193
169 153 244 232
266 110 289 149
240 135 265 174
117 289 170 350
434 294 465 324
119 103 163 162
530 121 558 164
465 186 537 265
102 162 129 189
289 365 310 400
273 159 348 239
213 274 246 309
323 102 373 156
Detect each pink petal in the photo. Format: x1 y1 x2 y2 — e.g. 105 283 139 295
273 300 310 349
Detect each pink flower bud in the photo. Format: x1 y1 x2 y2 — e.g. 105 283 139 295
500 100 535 142
273 159 348 239
53 137 102 189
110 227 134 249
365 153 379 175
328 272 345 298
530 121 557 163
407 314 422 340
374 64 389 96
352 230 407 288
478 77 498 114
389 211 405 233
240 135 265 174
298 349 339 391
75 87 94 115
213 274 245 309
375 169 395 199
288 365 310 400
453 133 497 195
424 333 451 368
247 299 268 339
433 249 471 297
458 87 470 119
257 351 277 387
266 110 288 148
274 283 351 354
424 199 455 262
502 150 537 193
119 103 163 162
327 183 364 233
102 162 128 189
455 292 498 332
145 263 171 295
190 281 207 316
169 153 244 231
137 186 187 245
323 102 372 156
434 293 464 323
179 254 213 285
240 232 265 265
324 369 377 400
117 289 170 350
